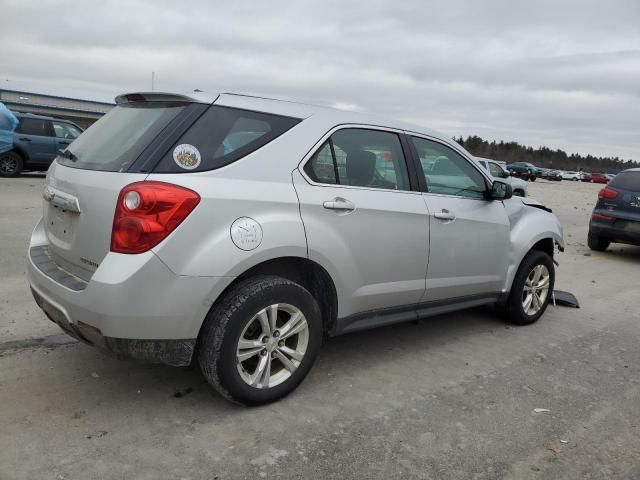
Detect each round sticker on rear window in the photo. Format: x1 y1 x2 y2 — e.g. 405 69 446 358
173 144 201 170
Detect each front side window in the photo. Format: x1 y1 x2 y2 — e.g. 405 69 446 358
52 121 82 139
304 128 410 191
488 162 504 178
411 137 487 199
16 118 51 137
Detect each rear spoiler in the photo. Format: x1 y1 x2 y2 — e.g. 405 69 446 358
115 92 216 105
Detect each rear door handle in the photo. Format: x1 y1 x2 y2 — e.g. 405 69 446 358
19 137 32 142
434 210 456 221
323 197 355 212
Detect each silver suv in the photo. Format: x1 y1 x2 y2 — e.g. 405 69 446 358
27 92 564 405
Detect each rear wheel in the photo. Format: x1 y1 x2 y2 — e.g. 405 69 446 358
198 275 322 405
503 250 554 325
588 231 610 251
529 176 536 182
0 151 23 177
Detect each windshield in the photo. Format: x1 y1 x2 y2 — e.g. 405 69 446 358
58 102 187 172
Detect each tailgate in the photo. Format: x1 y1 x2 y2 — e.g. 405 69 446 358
43 162 147 281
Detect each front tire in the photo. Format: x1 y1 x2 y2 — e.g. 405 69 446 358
504 250 554 325
198 275 322 405
0 151 23 177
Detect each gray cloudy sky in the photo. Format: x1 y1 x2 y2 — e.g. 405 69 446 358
1 0 639 159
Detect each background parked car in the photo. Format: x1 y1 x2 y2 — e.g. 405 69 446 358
605 173 617 181
541 169 562 181
588 168 640 251
0 112 83 177
476 157 527 196
561 171 581 181
507 162 537 181
584 173 609 184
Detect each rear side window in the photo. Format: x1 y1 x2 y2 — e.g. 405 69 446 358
609 171 640 191
304 128 410 191
62 102 188 172
153 106 300 173
16 118 52 137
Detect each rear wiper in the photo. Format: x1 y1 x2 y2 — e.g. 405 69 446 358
57 149 78 162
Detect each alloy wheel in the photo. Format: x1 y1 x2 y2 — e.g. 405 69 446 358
0 154 17 174
236 303 309 389
522 264 550 315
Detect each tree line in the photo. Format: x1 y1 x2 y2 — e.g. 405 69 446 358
455 135 639 173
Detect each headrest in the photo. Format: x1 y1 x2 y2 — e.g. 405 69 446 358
346 150 376 186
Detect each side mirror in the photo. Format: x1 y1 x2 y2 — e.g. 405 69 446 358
487 180 513 200
500 170 510 179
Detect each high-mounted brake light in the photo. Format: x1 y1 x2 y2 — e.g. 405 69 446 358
598 187 619 200
111 181 200 254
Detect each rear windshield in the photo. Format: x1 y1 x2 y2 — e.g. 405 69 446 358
609 171 640 192
59 102 187 172
152 105 300 173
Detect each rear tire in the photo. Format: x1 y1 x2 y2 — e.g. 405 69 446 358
0 151 23 177
198 275 322 405
503 250 554 326
588 231 610 251
530 176 536 182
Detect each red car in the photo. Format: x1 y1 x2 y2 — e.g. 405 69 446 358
584 173 609 184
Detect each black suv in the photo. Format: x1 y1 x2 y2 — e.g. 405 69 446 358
588 168 640 251
0 113 83 177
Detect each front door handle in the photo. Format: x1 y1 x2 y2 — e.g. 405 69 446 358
323 197 355 212
434 209 456 221
19 137 32 142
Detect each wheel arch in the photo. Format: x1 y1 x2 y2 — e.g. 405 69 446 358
196 256 338 347
10 145 29 162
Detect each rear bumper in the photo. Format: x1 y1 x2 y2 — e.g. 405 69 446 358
27 220 234 366
31 287 195 366
590 217 640 246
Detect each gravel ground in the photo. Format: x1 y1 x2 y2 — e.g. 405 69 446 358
0 175 639 479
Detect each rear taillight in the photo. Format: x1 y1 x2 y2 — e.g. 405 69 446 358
592 212 615 221
111 181 200 254
598 187 619 200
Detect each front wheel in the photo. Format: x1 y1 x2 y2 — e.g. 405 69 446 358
198 275 322 405
503 250 554 325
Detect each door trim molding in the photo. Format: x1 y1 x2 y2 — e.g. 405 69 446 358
332 292 502 336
